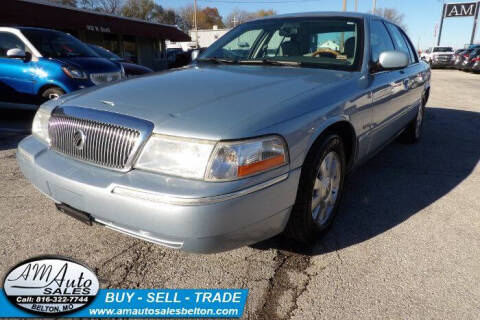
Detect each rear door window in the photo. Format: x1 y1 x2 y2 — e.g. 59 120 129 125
385 23 412 64
369 20 395 62
400 31 418 63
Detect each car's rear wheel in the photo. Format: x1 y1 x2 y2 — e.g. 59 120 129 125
40 87 65 103
401 99 425 143
285 133 346 244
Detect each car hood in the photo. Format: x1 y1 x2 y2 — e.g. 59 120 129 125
52 57 121 73
121 62 153 75
59 64 356 140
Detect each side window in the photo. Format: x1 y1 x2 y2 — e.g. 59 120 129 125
385 23 411 64
0 32 27 57
261 31 290 57
400 31 418 63
219 29 262 59
369 20 395 63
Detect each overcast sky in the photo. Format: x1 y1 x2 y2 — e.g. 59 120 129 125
160 0 479 49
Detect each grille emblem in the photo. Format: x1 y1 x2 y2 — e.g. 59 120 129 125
73 130 86 150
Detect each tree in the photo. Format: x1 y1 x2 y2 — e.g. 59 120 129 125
96 0 123 14
199 7 224 29
77 0 122 13
158 8 178 25
47 0 77 6
179 5 195 31
224 9 251 28
375 8 406 30
179 5 224 31
224 8 276 28
121 0 160 21
255 9 276 18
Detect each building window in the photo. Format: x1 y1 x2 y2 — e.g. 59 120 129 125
103 33 121 56
123 35 137 63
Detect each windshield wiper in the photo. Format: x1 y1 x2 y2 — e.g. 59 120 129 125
237 59 302 67
197 57 238 64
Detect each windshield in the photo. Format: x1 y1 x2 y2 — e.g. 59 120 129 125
433 47 453 52
88 44 122 61
21 29 98 58
200 17 363 71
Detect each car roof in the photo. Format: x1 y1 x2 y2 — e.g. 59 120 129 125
256 11 374 20
16 26 64 33
249 11 405 31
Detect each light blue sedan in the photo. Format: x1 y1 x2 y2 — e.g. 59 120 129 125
17 12 430 253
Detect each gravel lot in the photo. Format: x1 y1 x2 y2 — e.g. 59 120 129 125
1 69 479 319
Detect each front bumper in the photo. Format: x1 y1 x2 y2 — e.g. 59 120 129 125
430 59 453 67
17 136 300 253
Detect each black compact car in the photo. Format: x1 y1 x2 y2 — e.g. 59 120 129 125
88 44 153 77
454 49 472 70
465 48 480 73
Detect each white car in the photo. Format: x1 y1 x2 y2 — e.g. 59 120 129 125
420 46 454 68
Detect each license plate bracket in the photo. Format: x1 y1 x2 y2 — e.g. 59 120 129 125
55 203 93 226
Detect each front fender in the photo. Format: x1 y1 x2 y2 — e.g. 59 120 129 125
302 115 356 163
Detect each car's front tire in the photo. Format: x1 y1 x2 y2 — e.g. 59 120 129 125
285 133 346 244
40 87 65 103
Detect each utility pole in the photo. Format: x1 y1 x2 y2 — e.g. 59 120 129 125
193 0 198 48
355 0 358 12
342 0 347 11
372 0 377 14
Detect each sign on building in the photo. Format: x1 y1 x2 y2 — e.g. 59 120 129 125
445 2 478 17
437 2 480 45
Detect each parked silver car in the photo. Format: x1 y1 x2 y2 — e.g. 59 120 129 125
17 13 430 253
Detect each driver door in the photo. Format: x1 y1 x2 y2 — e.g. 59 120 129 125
367 20 410 153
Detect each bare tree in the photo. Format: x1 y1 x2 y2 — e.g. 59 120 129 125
224 8 276 28
96 0 123 14
46 0 77 7
224 9 252 28
178 5 195 31
375 8 406 30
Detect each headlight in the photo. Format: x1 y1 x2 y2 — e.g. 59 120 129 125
32 109 51 143
62 66 87 79
206 136 288 181
135 135 216 179
135 135 289 181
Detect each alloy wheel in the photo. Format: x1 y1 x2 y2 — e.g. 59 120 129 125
311 151 341 226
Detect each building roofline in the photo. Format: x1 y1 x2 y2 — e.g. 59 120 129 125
18 0 181 30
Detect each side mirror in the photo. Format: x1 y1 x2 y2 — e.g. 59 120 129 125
191 49 200 61
7 48 26 59
378 51 409 70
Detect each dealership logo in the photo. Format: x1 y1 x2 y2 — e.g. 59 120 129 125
3 256 99 316
445 2 478 17
73 130 86 150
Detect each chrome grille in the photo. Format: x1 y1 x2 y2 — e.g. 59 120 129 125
90 72 122 85
47 107 153 171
